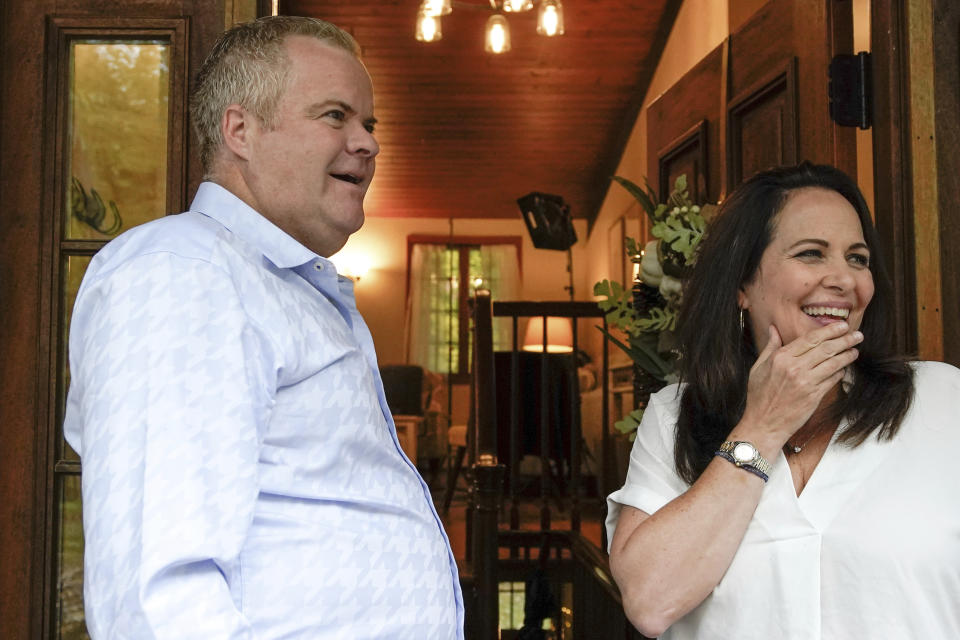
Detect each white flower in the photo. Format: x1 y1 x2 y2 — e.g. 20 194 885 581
658 274 683 301
640 240 663 287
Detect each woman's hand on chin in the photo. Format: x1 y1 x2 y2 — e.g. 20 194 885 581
739 322 863 447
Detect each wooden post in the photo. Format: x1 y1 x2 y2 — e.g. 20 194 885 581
471 461 504 640
469 289 505 639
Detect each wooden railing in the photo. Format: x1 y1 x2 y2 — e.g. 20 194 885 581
467 528 648 639
464 291 647 638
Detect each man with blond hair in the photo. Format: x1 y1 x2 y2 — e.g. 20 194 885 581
65 16 462 639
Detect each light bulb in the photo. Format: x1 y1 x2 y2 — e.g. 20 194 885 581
485 14 511 54
416 11 442 42
537 0 565 36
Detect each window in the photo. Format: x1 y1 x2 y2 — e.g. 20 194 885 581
407 236 521 380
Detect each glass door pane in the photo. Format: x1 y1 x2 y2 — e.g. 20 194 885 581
54 32 175 639
66 41 170 240
59 253 92 462
57 475 87 639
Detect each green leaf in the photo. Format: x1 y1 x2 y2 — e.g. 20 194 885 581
596 326 672 380
636 306 677 332
614 408 646 440
611 175 659 225
593 279 612 298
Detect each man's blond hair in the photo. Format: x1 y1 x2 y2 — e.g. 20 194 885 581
190 16 360 175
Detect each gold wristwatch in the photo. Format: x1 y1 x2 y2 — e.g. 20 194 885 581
718 441 772 475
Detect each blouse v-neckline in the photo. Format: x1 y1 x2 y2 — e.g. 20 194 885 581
768 422 893 534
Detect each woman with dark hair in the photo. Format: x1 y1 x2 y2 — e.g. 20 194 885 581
606 162 960 639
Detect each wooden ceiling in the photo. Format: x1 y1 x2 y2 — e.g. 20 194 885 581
282 1 680 223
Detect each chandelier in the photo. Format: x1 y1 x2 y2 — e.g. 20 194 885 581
416 0 565 54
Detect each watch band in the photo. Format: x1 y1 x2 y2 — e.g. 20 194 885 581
714 450 769 482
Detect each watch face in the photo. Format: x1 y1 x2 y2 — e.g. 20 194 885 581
732 442 756 462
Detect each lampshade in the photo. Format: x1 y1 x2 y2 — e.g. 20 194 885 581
522 316 574 353
537 0 565 36
415 10 442 42
485 14 511 54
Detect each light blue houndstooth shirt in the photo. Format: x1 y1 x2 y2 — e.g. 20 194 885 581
64 182 463 639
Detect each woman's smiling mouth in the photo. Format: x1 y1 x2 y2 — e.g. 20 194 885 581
802 305 850 320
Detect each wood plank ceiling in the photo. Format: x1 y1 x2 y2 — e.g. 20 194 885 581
282 1 680 223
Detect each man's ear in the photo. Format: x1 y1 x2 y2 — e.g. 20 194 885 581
221 104 255 160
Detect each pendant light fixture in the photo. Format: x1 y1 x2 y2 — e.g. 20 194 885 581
484 14 511 54
537 0 564 36
415 0 564 53
415 8 443 42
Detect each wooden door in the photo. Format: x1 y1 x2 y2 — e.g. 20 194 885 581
646 0 855 203
0 2 223 638
872 0 960 364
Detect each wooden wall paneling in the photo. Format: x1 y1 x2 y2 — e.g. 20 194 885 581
645 44 723 204
0 2 58 636
903 0 943 360
657 120 708 204
727 0 855 178
870 0 917 356
726 58 798 187
933 0 960 366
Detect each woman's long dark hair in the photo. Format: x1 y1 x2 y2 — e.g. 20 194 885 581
674 162 914 484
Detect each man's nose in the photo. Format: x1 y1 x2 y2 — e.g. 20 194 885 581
349 124 379 157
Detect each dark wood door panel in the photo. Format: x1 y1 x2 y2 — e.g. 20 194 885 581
727 60 797 186
729 0 854 176
646 44 723 204
657 120 709 204
933 0 960 365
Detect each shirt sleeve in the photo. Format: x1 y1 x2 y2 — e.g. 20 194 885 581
604 385 690 550
64 252 277 639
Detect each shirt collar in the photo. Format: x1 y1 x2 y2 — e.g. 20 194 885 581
189 181 321 270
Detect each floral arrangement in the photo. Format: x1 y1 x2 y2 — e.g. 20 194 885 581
593 174 716 437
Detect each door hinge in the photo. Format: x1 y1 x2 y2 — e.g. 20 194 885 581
829 52 872 129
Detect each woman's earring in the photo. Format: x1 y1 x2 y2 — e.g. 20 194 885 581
739 308 745 332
